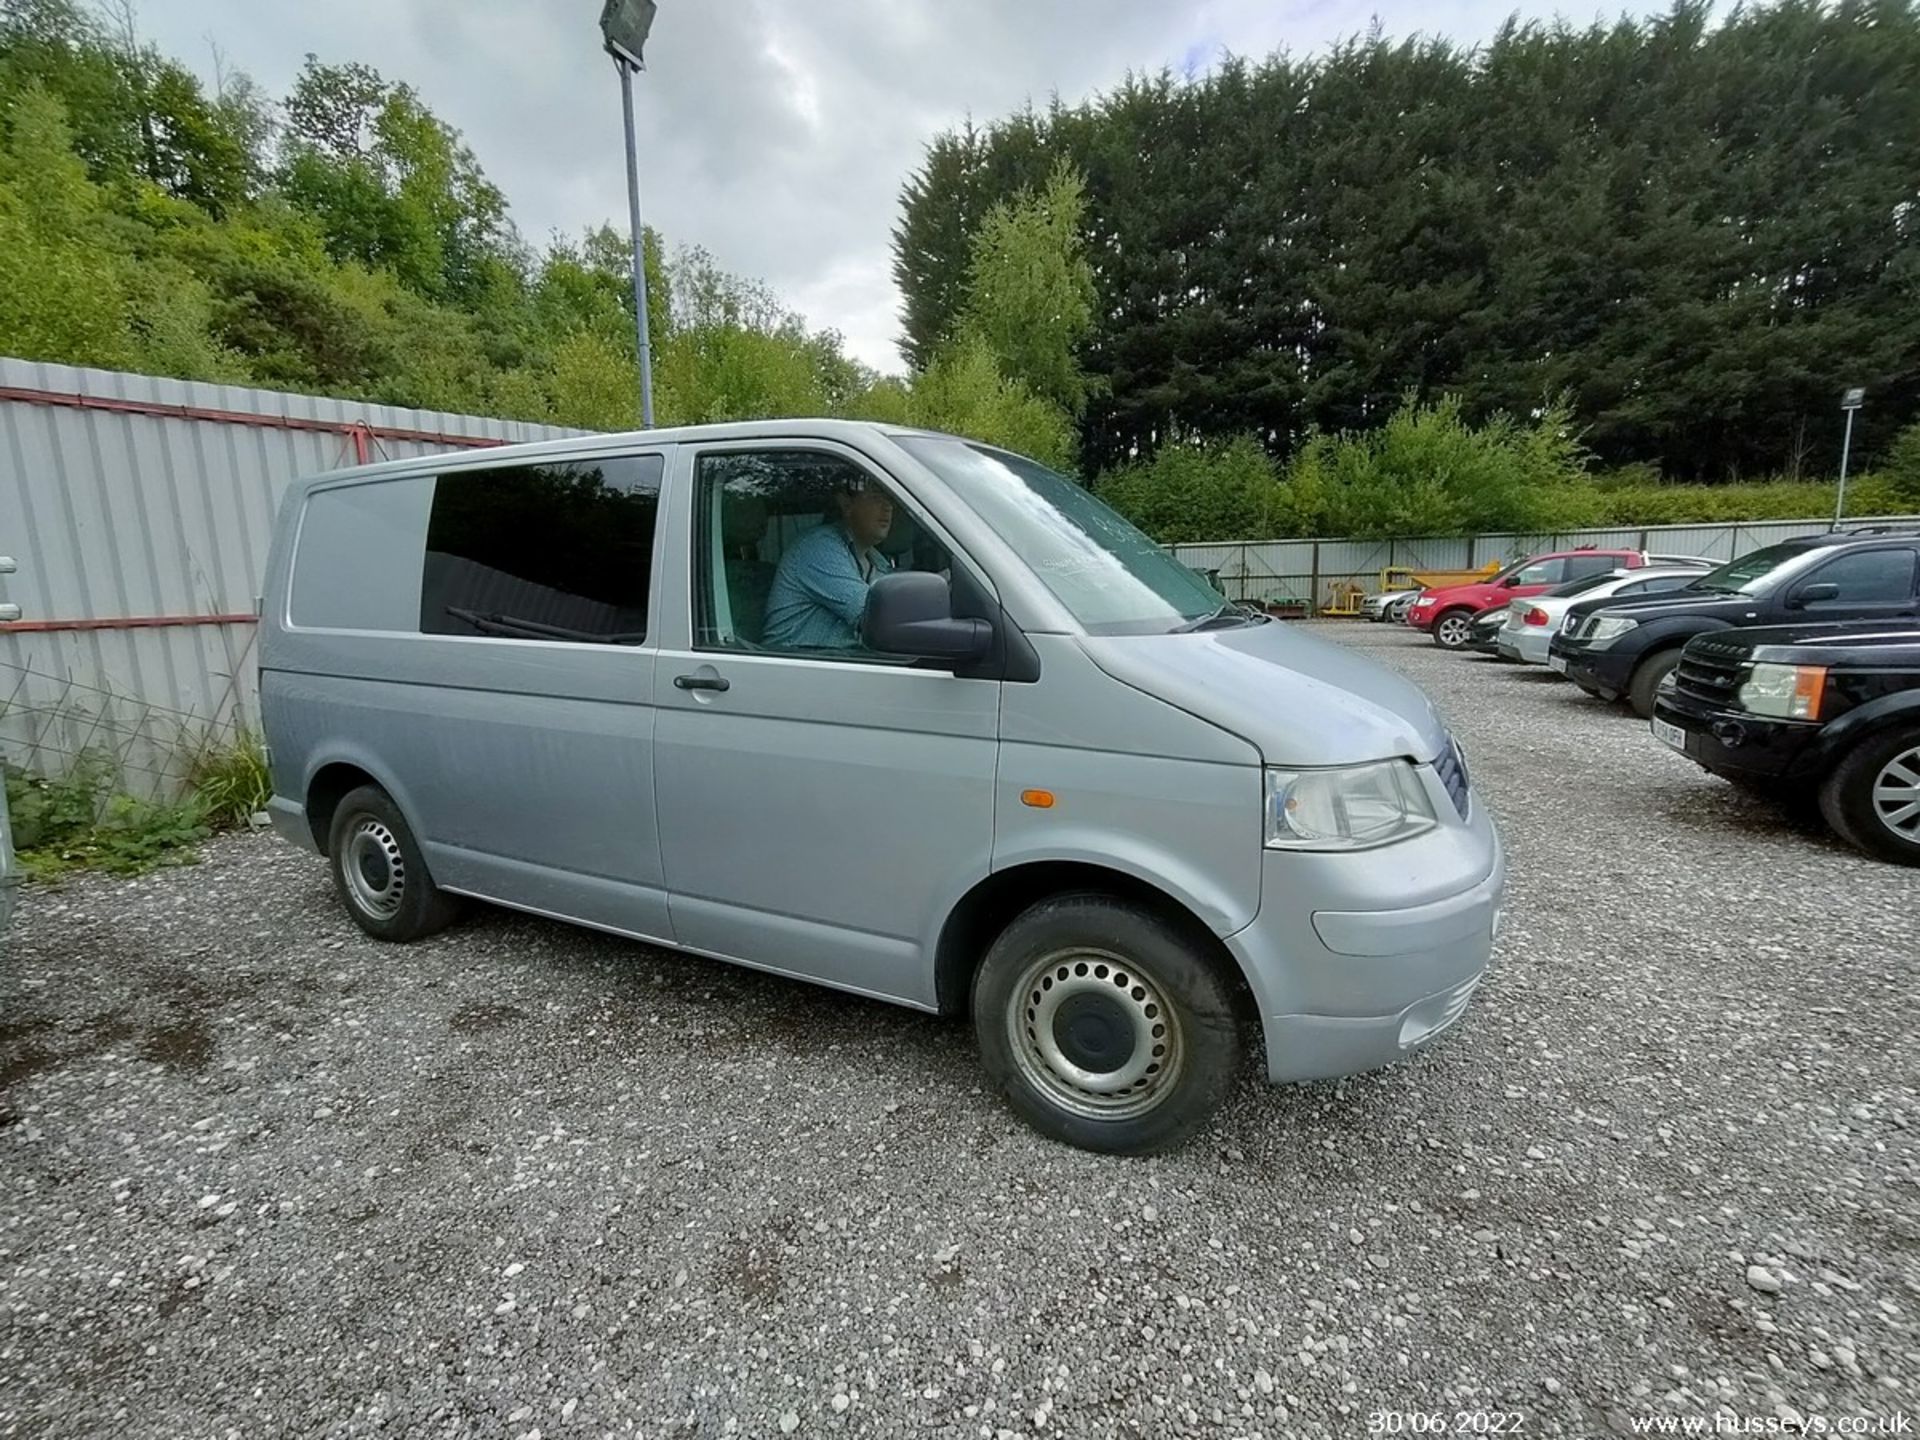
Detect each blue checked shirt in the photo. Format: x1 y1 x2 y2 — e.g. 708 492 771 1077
762 523 894 650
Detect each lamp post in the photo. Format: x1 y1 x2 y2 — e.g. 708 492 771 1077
1834 387 1864 530
601 0 659 428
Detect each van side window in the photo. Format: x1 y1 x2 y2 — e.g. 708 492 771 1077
692 450 949 657
420 454 663 644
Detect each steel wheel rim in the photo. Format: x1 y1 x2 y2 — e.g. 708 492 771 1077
1006 948 1183 1121
1871 746 1920 840
344 817 406 919
1437 615 1470 647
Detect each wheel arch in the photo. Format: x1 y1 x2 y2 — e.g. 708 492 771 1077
302 755 409 851
932 861 1258 1030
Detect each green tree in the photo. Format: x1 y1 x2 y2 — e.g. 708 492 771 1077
907 330 1077 470
279 56 515 305
895 1 1920 479
0 81 133 366
955 159 1096 415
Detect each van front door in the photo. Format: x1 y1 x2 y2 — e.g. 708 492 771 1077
652 444 999 1007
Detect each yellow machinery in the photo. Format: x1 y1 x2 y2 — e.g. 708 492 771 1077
1322 580 1367 617
1380 560 1502 591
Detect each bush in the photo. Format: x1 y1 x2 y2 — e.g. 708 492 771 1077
6 731 269 879
907 332 1078 471
1885 422 1920 508
5 758 210 878
1282 396 1592 538
1094 394 1919 544
1096 436 1282 544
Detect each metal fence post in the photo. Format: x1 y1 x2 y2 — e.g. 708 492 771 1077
1 553 19 939
1309 540 1321 613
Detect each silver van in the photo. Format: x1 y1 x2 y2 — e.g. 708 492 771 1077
260 421 1505 1153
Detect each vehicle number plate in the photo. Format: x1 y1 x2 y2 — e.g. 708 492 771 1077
1548 654 1569 674
1652 717 1688 752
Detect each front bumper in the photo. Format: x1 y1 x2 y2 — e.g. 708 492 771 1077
1405 605 1438 632
1651 693 1823 782
1548 637 1635 698
1497 626 1552 664
1224 783 1506 1084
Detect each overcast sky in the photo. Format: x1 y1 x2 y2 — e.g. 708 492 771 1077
143 1 1656 374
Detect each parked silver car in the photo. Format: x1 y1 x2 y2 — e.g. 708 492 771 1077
259 421 1505 1153
1496 566 1712 665
1362 587 1422 623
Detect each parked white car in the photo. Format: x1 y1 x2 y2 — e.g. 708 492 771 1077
1495 566 1711 664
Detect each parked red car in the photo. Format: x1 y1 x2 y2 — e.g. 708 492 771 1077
1407 547 1654 649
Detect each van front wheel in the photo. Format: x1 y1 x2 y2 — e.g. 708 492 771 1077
973 895 1241 1154
326 785 462 942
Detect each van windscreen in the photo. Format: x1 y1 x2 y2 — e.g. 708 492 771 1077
897 437 1225 636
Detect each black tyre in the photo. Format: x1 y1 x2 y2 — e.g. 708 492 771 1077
1818 726 1920 867
326 784 463 941
1627 648 1683 718
1431 609 1476 650
973 894 1242 1155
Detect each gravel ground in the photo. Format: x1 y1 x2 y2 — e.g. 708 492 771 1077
4 621 1916 1439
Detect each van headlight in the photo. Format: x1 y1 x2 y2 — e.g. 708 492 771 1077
1585 615 1640 648
1736 662 1827 720
1264 761 1438 851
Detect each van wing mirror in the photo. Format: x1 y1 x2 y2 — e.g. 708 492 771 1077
864 571 992 662
1790 581 1840 608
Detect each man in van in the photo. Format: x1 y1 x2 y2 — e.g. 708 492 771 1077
762 477 896 650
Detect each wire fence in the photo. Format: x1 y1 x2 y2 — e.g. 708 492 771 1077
0 656 259 804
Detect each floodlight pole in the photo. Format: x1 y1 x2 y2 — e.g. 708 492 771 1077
1834 387 1864 530
615 53 655 428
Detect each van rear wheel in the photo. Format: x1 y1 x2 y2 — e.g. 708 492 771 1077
973 894 1241 1154
326 785 462 941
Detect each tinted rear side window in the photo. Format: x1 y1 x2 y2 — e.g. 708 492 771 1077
420 454 663 644
1563 553 1622 580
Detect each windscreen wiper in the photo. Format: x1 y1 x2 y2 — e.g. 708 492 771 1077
1172 603 1253 633
445 606 644 645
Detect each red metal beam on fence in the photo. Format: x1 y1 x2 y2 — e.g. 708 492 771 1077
0 384 508 452
1 613 256 634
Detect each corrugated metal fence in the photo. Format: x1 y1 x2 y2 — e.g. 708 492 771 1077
0 358 582 796
1172 517 1920 610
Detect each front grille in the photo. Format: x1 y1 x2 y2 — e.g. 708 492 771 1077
1432 737 1471 819
1673 651 1742 706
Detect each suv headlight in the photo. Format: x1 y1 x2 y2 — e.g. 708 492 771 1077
1586 615 1639 647
1264 761 1437 851
1736 662 1827 720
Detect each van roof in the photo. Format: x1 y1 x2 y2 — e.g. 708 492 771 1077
301 417 961 487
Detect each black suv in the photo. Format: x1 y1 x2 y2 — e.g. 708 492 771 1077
1547 529 1920 716
1652 621 1920 865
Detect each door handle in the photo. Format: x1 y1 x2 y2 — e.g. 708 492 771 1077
673 673 730 692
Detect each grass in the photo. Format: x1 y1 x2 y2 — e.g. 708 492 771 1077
185 728 271 829
6 731 270 879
